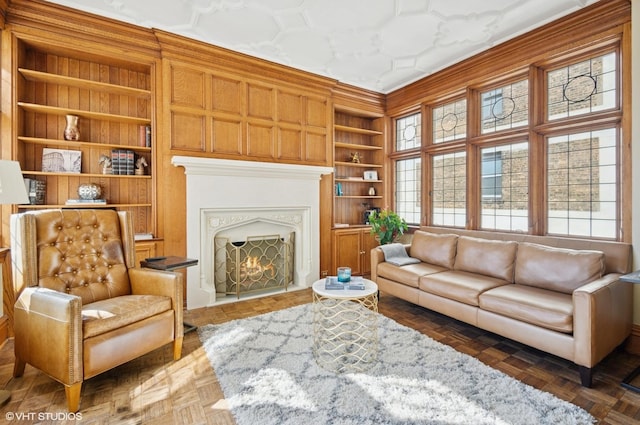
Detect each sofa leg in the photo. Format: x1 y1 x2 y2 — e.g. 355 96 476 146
65 382 82 413
173 336 183 360
13 358 26 377
579 366 592 387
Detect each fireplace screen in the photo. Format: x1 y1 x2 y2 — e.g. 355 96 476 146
214 233 294 298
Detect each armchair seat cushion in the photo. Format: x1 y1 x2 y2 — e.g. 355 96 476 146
82 294 172 338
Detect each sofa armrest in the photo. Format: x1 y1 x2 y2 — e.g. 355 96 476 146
129 267 184 338
371 247 385 282
572 274 633 367
13 287 83 385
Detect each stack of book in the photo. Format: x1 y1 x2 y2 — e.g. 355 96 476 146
65 198 107 205
110 149 135 175
324 275 366 290
347 276 366 290
139 125 151 147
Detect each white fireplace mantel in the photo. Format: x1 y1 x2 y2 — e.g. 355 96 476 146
172 156 333 309
172 156 333 180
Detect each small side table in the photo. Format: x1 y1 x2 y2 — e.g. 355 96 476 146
141 256 198 334
619 270 640 393
312 278 378 373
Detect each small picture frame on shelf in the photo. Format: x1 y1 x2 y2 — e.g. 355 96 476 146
363 170 378 181
42 148 81 173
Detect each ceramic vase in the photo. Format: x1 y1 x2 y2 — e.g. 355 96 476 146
64 115 80 141
78 183 102 200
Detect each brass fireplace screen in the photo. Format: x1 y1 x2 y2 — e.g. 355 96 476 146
214 233 294 298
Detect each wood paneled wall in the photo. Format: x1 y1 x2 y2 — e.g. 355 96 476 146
164 62 331 164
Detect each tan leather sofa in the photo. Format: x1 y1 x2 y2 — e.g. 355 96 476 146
371 227 633 387
10 209 184 412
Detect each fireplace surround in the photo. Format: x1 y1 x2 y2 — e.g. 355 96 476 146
172 156 332 308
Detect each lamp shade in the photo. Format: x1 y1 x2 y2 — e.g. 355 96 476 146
0 160 29 205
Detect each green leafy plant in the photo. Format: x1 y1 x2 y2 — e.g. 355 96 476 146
368 209 409 245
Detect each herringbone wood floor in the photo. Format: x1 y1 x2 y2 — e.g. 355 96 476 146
1 288 639 424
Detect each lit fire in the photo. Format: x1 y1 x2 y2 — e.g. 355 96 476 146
239 256 275 281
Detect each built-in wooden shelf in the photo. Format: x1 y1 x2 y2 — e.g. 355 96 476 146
18 102 151 125
18 68 151 99
18 203 152 209
22 171 151 178
334 124 383 136
19 137 152 153
335 161 383 168
334 142 383 151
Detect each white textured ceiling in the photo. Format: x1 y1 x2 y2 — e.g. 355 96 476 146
44 0 599 93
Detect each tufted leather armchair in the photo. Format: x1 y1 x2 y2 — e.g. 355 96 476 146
10 209 183 412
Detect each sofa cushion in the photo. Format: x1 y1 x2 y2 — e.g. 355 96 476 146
82 294 172 338
378 262 447 288
420 270 510 307
515 242 604 294
410 231 458 269
453 236 518 282
479 285 573 333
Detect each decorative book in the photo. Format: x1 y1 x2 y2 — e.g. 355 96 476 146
347 276 366 290
140 256 198 270
325 276 345 290
65 198 107 205
42 148 81 173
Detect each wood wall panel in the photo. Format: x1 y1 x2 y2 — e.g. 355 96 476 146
305 131 330 164
163 59 332 167
307 97 328 128
278 91 303 124
278 128 302 162
211 75 243 114
246 123 275 158
247 83 274 120
170 65 205 108
211 118 243 155
170 112 205 151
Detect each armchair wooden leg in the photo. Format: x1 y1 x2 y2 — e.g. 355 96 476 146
173 337 183 360
65 382 82 413
13 358 26 377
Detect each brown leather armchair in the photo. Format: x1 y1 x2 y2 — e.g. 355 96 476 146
10 209 183 412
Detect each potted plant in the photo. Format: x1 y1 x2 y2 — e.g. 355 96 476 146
368 209 409 245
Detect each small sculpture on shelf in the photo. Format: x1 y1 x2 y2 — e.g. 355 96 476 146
349 152 361 163
98 154 112 175
135 156 148 175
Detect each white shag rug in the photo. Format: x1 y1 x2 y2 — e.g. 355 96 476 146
198 303 594 425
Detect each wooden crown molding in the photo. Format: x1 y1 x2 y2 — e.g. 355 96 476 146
0 0 8 29
154 29 337 96
6 0 160 63
332 82 386 116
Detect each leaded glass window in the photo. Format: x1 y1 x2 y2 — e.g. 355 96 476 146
432 151 466 227
396 113 421 151
547 52 617 120
395 158 421 225
547 128 617 238
481 80 529 134
480 143 529 232
432 99 467 143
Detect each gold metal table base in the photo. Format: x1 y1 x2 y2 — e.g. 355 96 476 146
312 283 378 373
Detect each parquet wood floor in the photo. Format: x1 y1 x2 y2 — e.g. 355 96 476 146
0 288 639 424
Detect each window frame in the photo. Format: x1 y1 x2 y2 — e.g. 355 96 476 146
389 39 627 241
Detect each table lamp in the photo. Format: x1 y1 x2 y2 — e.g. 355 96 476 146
0 160 29 407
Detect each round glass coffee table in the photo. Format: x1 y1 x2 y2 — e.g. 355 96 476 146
311 278 378 373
